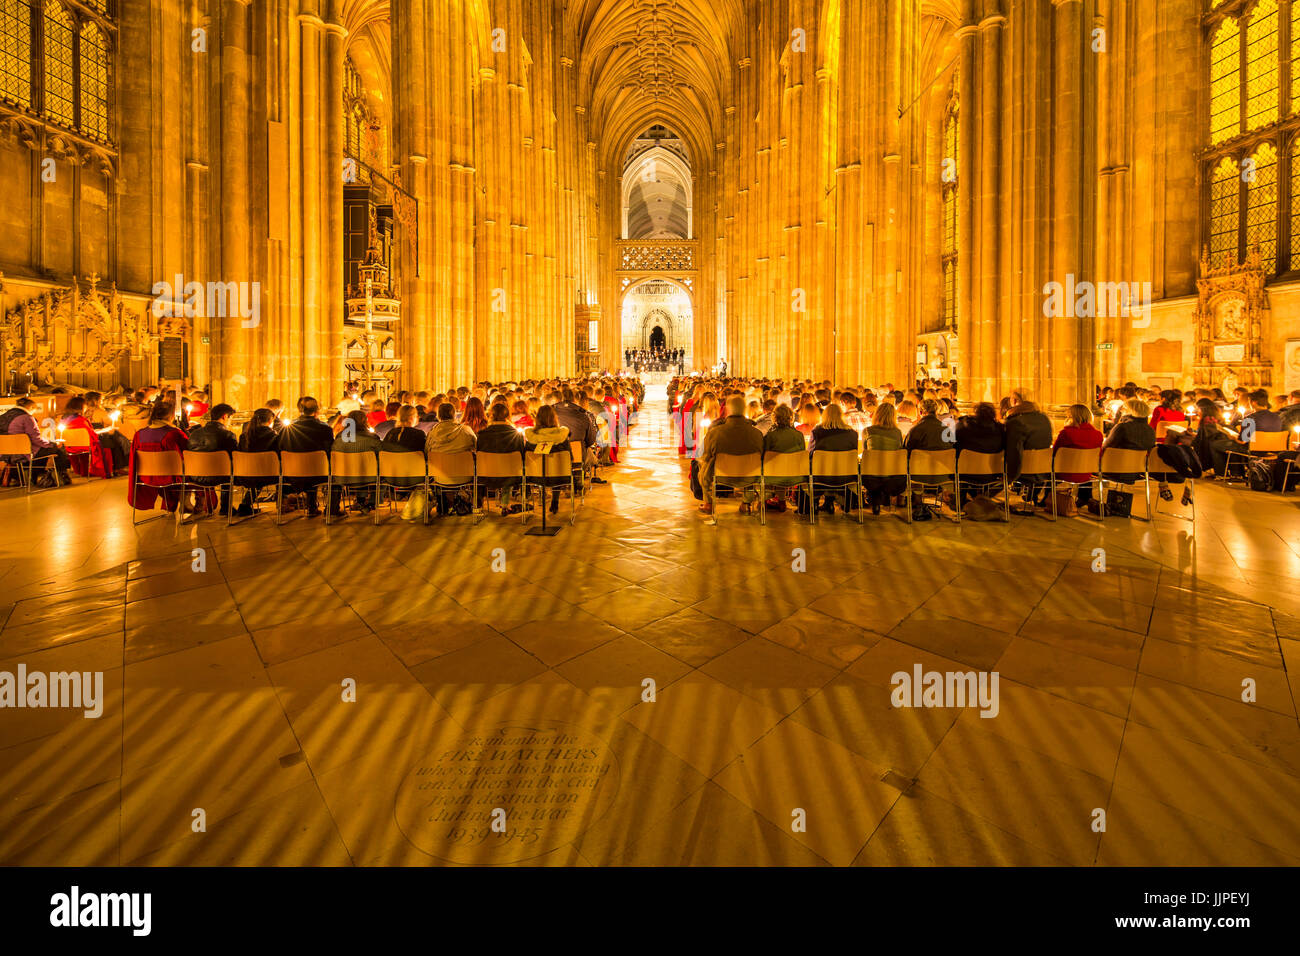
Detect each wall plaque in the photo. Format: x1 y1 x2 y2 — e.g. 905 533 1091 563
1213 342 1245 364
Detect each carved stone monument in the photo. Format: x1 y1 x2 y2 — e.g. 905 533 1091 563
1193 245 1272 389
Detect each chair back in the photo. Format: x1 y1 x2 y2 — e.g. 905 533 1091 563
1249 431 1289 453
1019 447 1053 475
958 450 1005 477
860 449 907 477
183 450 233 479
0 434 33 457
330 450 379 479
525 449 573 478
136 450 184 479
232 451 280 479
715 452 762 480
908 448 956 479
568 440 586 469
1154 421 1169 441
61 427 94 450
379 451 426 480
1053 447 1101 476
427 451 475 484
762 451 810 479
118 408 151 441
1145 448 1172 476
811 449 859 478
476 451 524 479
279 450 329 479
1099 447 1150 475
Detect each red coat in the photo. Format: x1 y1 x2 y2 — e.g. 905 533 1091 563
61 414 112 478
127 424 189 510
1053 423 1103 483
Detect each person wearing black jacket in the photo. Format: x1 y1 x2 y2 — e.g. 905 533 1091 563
955 403 1005 455
276 396 334 516
187 403 238 514
1103 399 1157 493
1003 395 1052 486
808 403 859 515
476 402 527 511
904 400 951 451
234 408 279 516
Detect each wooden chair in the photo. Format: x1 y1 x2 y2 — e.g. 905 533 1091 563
860 448 908 519
1146 448 1195 523
1047 447 1101 521
377 451 427 524
327 451 380 524
475 451 525 519
568 439 589 502
1223 430 1290 483
426 451 476 523
761 450 810 520
525 447 576 525
277 450 329 524
956 450 1009 522
906 448 958 524
230 451 280 524
1011 447 1054 518
131 449 185 526
1098 447 1152 520
182 450 234 522
0 433 60 493
711 452 764 525
810 449 862 524
60 427 102 479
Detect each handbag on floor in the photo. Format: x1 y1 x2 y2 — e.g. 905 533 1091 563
1104 489 1133 517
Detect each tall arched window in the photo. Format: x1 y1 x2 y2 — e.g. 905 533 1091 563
41 0 73 127
0 0 31 108
941 86 958 327
1203 0 1300 274
78 19 107 141
0 1 114 144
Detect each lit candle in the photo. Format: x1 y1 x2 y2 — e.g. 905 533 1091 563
109 410 120 423
186 404 195 415
1184 406 1194 416
701 418 711 428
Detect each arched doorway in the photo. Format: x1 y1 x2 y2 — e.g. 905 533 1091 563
620 278 693 368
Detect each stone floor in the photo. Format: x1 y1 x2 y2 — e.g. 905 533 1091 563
2 391 1299 866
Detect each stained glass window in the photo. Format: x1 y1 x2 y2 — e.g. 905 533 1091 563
78 20 108 141
940 89 958 326
1210 156 1241 265
1245 142 1279 267
41 0 73 127
1246 0 1279 131
1291 145 1300 270
0 0 30 108
1211 19 1241 145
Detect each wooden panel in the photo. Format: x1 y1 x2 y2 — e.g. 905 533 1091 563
1141 338 1182 372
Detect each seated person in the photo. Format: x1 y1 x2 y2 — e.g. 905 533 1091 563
231 408 280 516
1149 389 1187 435
382 405 427 452
1051 404 1104 509
81 391 131 473
762 404 806 511
955 402 1005 454
366 399 389 430
697 395 764 516
1003 392 1053 501
127 401 188 511
523 405 569 515
276 396 335 517
808 402 859 515
330 409 383 514
1101 398 1156 497
59 396 115 479
424 402 476 517
905 399 953 518
1242 388 1283 437
373 401 401 439
863 402 906 514
0 397 72 487
187 403 239 514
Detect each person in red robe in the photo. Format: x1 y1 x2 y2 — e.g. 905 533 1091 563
59 397 113 478
127 401 190 511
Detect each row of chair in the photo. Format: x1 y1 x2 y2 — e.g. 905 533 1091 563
130 441 589 527
709 445 1201 525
